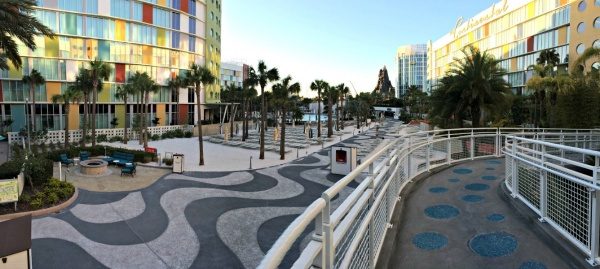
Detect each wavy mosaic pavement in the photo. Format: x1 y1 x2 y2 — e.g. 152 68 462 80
31 122 402 269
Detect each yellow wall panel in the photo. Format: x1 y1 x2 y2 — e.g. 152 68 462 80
115 105 125 128
157 28 166 47
8 62 21 79
502 45 509 58
526 2 535 19
156 104 166 126
98 84 111 102
45 36 59 57
46 82 61 101
143 46 152 65
558 27 567 45
68 104 79 130
157 0 166 6
511 58 517 72
115 20 126 41
86 39 98 59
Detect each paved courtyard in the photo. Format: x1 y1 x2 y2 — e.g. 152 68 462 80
31 122 400 269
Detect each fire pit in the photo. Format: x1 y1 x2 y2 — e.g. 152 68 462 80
80 159 109 176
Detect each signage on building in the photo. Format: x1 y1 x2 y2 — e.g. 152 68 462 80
452 0 510 38
0 179 19 204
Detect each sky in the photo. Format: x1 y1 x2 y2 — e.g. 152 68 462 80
221 0 499 97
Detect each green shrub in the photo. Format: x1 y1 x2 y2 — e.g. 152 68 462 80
109 136 123 142
173 129 185 138
151 134 161 141
184 131 193 138
29 197 44 210
23 155 53 186
161 132 172 139
0 159 23 179
163 158 173 166
45 192 59 204
19 193 31 203
142 155 152 163
96 134 108 143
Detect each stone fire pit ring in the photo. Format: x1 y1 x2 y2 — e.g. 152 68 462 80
80 159 109 176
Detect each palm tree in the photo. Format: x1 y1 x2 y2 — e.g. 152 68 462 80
241 81 258 141
574 47 600 73
22 69 45 131
0 0 54 70
323 84 339 138
51 88 82 147
88 59 112 146
115 83 135 144
430 75 467 128
166 75 184 125
246 61 279 160
185 63 216 166
336 84 350 130
445 46 511 127
310 80 328 138
129 71 158 148
222 82 242 138
272 76 301 160
537 49 560 67
70 68 94 146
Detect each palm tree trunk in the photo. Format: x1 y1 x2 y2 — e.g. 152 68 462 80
242 99 247 141
143 91 149 148
472 105 481 128
327 96 333 137
230 104 236 138
64 105 70 148
341 96 345 130
30 84 36 131
260 86 266 160
92 84 97 147
196 86 204 165
336 100 340 132
123 96 128 144
280 107 286 160
138 93 143 144
82 94 88 146
317 93 321 138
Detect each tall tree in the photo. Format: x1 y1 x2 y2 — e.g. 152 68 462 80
336 84 350 130
272 76 301 160
129 71 158 148
88 59 112 146
443 46 511 127
22 69 45 131
115 83 135 144
310 80 328 138
240 79 257 141
185 63 215 166
537 49 560 67
323 84 339 137
0 0 54 70
70 68 94 146
51 87 82 147
166 75 184 125
246 61 279 160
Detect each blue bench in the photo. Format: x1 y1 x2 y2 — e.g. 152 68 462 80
104 152 134 166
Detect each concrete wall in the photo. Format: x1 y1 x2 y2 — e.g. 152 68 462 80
192 121 244 136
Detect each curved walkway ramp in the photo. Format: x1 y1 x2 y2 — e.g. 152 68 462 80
386 159 570 269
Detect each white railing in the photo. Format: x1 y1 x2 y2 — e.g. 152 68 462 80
6 125 192 145
258 127 600 269
504 133 600 266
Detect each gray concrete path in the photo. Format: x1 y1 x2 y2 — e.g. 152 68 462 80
389 159 571 269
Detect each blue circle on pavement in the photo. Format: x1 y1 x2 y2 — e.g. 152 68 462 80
465 183 490 191
462 195 484 203
487 214 505 222
412 232 448 250
448 178 460 183
429 187 448 193
425 205 460 219
519 261 547 269
469 232 517 257
481 176 497 181
454 168 473 174
486 167 495 171
486 160 502 165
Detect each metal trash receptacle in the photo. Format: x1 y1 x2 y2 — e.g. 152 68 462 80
173 154 184 173
331 147 357 175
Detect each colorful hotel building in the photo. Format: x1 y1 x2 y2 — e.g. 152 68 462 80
427 0 600 93
0 0 222 133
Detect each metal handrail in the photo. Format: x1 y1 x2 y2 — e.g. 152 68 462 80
259 127 600 269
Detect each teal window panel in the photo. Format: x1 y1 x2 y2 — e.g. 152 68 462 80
10 105 26 132
98 41 110 61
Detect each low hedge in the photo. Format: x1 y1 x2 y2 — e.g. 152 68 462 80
46 145 156 163
19 178 75 210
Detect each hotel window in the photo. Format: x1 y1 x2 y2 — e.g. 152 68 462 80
166 105 178 125
187 104 194 125
86 17 116 40
595 17 600 29
188 0 196 16
578 1 586 12
59 0 83 12
594 40 600 49
132 1 143 21
130 44 143 63
187 88 195 102
172 31 180 49
577 22 586 33
189 19 196 35
153 8 171 28
35 10 58 32
59 13 83 36
153 48 169 66
35 104 63 131
31 58 60 81
172 0 180 10
172 12 181 30
1 81 26 102
86 0 99 14
577 44 585 55
110 42 130 63
111 0 131 19
70 38 86 59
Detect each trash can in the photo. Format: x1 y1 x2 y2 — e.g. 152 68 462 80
331 147 357 175
173 154 184 173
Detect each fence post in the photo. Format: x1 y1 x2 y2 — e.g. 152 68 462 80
588 188 600 266
511 136 518 198
447 132 451 165
470 130 475 160
495 128 500 157
320 194 334 269
426 139 431 172
368 173 376 269
560 133 565 165
539 144 547 222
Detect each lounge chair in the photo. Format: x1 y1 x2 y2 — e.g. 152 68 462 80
59 154 74 166
121 163 136 177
